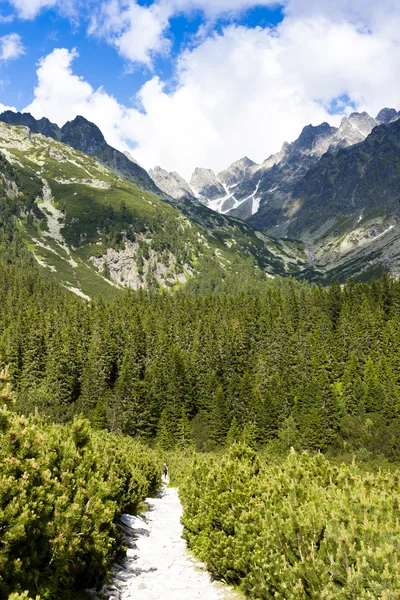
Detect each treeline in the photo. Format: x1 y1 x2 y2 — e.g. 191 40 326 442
0 368 161 599
180 444 400 599
2 257 400 456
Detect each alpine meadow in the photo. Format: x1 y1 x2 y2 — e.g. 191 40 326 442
3 0 400 598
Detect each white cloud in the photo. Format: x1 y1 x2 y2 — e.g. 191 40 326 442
24 8 400 181
18 0 400 179
24 48 130 150
7 0 59 19
90 0 279 66
0 102 16 112
0 33 24 61
7 0 79 19
89 0 173 66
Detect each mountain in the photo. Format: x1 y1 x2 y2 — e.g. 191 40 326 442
0 120 312 299
149 166 197 201
149 107 400 282
6 107 400 286
0 111 161 196
0 109 60 139
189 167 226 200
151 110 396 223
275 117 400 281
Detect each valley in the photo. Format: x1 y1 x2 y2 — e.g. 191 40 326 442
3 103 400 600
4 1 400 599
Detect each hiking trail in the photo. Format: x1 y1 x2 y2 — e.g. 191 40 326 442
94 484 241 600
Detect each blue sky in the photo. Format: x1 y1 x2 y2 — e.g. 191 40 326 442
0 0 399 177
0 1 284 109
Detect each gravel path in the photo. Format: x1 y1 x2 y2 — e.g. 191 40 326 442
103 485 241 600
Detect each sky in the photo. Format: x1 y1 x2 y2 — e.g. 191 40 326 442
0 0 399 178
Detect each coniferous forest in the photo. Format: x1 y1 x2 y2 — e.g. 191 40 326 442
2 252 400 457
3 233 400 598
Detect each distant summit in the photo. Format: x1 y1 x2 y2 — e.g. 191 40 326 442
149 107 400 224
0 111 161 196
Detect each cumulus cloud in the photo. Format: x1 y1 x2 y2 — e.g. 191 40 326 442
0 33 24 61
7 0 79 19
0 102 16 112
24 7 400 179
89 0 173 66
90 0 279 66
7 0 59 19
14 0 400 177
24 48 129 150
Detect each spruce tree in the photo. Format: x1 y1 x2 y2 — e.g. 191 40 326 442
226 417 241 446
176 407 194 450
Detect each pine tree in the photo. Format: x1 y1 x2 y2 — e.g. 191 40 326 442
209 384 230 446
226 417 241 446
176 407 194 450
241 422 258 450
92 399 108 430
156 405 177 450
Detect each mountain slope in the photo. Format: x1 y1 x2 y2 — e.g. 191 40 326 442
272 118 400 281
0 121 311 298
0 111 161 196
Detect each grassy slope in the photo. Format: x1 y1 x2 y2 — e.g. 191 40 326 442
0 122 307 298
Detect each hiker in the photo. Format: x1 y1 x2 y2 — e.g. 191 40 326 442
162 464 168 481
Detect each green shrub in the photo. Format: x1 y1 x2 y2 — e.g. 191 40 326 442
180 444 400 599
0 409 161 599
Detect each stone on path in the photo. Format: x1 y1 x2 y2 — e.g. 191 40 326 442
101 486 241 600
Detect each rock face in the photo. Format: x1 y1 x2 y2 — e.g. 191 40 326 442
376 108 400 124
330 111 377 149
0 112 162 196
149 166 197 201
60 116 161 195
91 238 193 290
161 108 399 224
218 156 256 188
190 167 226 200
0 109 60 139
290 118 400 235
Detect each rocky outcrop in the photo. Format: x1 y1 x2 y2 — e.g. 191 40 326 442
91 238 193 290
376 108 400 124
217 156 257 188
149 166 197 201
190 167 226 200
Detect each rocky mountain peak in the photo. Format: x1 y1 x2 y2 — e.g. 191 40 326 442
0 110 60 140
217 156 257 188
291 122 337 154
233 156 256 169
334 111 377 148
294 122 337 152
61 116 105 154
190 167 225 199
149 166 196 200
376 108 400 124
123 151 141 166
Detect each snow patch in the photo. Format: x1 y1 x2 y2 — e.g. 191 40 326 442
372 224 395 240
